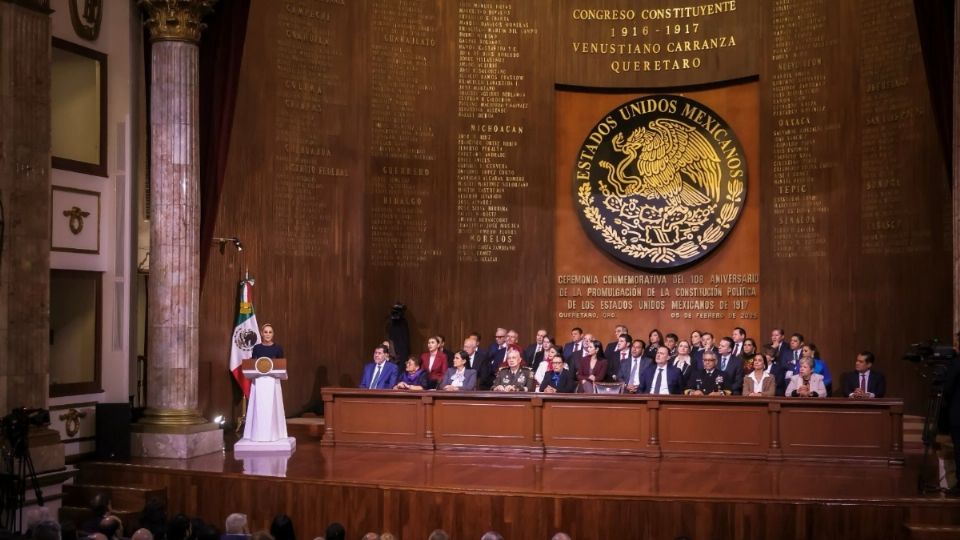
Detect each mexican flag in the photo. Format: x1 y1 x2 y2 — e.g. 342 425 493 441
229 277 260 398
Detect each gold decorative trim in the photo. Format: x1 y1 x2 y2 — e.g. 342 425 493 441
138 0 217 43
134 407 218 434
59 408 87 437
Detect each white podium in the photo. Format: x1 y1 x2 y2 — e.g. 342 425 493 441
234 357 296 454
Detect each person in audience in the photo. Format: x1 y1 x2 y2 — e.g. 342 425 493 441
523 328 548 365
223 514 250 540
767 327 791 365
604 324 628 361
361 533 378 540
168 514 192 540
664 333 679 356
99 515 124 540
685 351 731 396
487 327 507 357
380 339 398 368
462 336 487 371
551 534 572 540
716 337 745 394
784 333 805 377
436 335 454 364
644 329 664 359
269 515 295 540
540 347 576 393
841 350 886 398
533 344 561 388
393 355 428 390
563 327 584 358
195 521 219 540
639 346 683 395
505 329 522 354
576 339 608 392
672 339 694 386
620 339 651 393
139 497 167 540
323 523 345 540
763 346 789 396
131 529 154 540
492 349 535 392
739 338 758 369
531 335 554 374
607 333 632 381
380 533 396 540
786 357 827 397
427 529 448 540
802 342 833 395
420 336 448 388
359 345 399 389
743 353 775 396
32 522 60 540
480 532 503 540
24 506 52 536
689 330 703 350
82 492 112 533
731 326 747 357
441 350 477 390
693 332 717 368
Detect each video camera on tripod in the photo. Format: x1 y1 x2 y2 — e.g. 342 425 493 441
903 340 956 386
0 407 50 532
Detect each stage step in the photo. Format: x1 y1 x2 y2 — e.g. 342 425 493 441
59 482 166 534
904 415 925 453
288 416 324 439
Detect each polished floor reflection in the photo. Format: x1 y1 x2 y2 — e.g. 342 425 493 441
112 425 957 505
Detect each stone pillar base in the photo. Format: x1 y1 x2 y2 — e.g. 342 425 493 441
131 424 223 459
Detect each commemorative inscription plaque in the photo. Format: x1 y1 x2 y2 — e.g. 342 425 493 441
573 94 747 270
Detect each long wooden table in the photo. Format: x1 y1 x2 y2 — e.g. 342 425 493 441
321 389 905 465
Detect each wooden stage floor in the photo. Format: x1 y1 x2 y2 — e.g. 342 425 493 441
80 425 960 540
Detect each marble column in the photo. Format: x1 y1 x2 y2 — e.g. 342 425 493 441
133 0 222 458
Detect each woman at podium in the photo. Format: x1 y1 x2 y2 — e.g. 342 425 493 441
244 323 288 442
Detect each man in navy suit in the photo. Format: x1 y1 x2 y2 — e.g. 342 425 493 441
620 339 651 393
562 327 583 359
604 324 628 361
716 337 745 394
359 346 398 389
840 351 887 398
523 328 548 366
692 332 718 369
638 346 683 394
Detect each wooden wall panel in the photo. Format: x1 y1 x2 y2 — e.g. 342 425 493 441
759 0 951 412
200 0 367 418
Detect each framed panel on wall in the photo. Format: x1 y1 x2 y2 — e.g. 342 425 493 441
50 269 103 397
51 185 100 253
51 37 108 177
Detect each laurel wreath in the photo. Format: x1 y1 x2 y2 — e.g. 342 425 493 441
578 179 743 264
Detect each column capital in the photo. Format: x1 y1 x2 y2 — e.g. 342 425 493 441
139 0 216 44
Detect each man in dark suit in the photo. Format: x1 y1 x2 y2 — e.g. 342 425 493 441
685 351 731 395
604 324 628 362
783 332 805 377
620 339 651 393
359 346 399 389
563 327 583 359
539 355 576 393
731 327 747 357
523 328 548 366
840 350 887 398
565 332 596 375
717 336 744 394
638 346 683 394
487 327 507 357
463 337 487 371
607 333 632 381
693 332 718 369
767 328 791 364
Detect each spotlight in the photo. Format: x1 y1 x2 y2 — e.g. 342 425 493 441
213 414 225 427
232 238 243 252
213 236 243 254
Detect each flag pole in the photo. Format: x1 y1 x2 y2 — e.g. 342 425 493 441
236 395 247 434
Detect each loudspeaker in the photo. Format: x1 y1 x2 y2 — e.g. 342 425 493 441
95 402 131 459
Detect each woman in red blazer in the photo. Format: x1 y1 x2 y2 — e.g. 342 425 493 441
576 339 608 392
420 336 448 389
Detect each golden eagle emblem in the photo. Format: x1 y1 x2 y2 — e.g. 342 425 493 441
574 96 747 269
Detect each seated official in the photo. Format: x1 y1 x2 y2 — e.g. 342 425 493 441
672 340 694 387
492 349 536 392
533 344 563 387
639 346 683 395
441 350 477 391
739 338 759 371
620 339 651 393
802 343 833 394
763 346 789 396
539 352 577 393
394 356 428 390
786 357 827 397
576 339 608 393
742 353 775 396
841 350 886 398
421 336 449 389
685 351 731 396
359 346 399 389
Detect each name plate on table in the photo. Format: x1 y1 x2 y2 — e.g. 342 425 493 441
242 357 288 380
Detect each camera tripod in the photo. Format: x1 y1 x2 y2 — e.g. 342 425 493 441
0 432 44 533
917 385 946 494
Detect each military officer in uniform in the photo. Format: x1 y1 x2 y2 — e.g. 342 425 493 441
685 351 731 396
492 349 535 392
